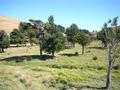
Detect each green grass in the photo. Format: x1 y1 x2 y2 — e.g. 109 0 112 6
0 41 120 90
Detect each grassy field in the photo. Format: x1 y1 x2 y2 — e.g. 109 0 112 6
0 41 120 90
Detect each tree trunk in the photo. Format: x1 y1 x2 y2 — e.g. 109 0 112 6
0 48 2 53
73 43 75 48
52 50 54 58
39 42 42 56
40 47 42 56
1 48 4 53
106 44 113 90
82 45 84 55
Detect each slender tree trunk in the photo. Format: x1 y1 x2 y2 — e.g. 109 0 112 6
52 50 54 58
39 41 42 57
40 46 42 56
1 48 4 53
82 45 84 55
106 44 113 90
0 48 1 53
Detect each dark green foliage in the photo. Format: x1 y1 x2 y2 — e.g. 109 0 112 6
43 16 66 57
0 30 10 52
66 24 79 47
74 51 79 56
80 29 90 34
19 21 39 45
10 29 26 46
27 29 39 45
48 15 54 25
93 56 98 60
97 29 107 47
76 32 91 54
43 32 66 57
57 25 65 33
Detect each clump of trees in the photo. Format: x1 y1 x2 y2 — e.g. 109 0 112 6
0 30 10 52
65 24 91 54
1 15 92 57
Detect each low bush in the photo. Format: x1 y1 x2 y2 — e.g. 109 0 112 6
74 52 79 56
93 56 97 60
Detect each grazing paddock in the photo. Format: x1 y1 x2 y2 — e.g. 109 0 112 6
0 41 120 90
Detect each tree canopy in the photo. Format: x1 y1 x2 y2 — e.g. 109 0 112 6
0 30 10 52
66 24 79 47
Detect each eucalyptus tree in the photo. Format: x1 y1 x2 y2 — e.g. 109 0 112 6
102 17 120 90
29 19 45 56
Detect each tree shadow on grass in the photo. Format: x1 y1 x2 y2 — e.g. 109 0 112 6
70 85 106 90
83 86 106 90
87 46 107 50
0 55 53 63
60 53 80 57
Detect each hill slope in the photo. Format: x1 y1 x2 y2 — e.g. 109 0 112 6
0 16 20 34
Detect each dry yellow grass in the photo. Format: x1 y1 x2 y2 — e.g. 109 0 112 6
0 16 20 34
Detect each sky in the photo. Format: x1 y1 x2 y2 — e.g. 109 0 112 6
0 0 120 31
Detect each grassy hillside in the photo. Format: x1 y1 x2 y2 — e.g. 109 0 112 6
0 41 120 90
0 16 20 34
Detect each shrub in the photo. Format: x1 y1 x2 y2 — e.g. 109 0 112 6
113 65 120 70
93 56 97 60
74 52 79 56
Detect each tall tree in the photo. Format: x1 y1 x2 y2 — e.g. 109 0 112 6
76 32 91 54
43 32 66 57
102 17 120 90
29 19 45 56
66 24 79 47
0 30 10 52
43 15 66 57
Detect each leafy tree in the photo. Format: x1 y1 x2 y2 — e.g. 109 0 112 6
27 28 39 45
102 17 120 90
97 30 107 47
10 29 26 46
43 32 66 57
66 24 79 47
19 22 39 45
76 32 91 54
0 30 10 52
29 19 45 56
43 15 66 57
